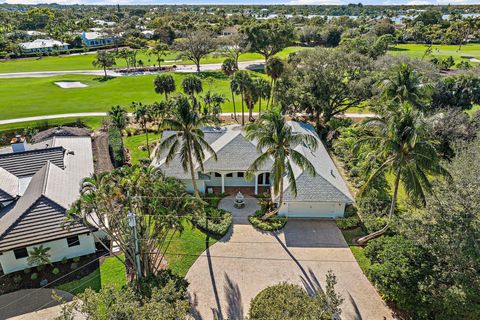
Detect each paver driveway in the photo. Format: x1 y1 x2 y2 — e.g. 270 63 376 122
186 197 393 320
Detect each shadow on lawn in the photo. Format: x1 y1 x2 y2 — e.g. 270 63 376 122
93 76 116 82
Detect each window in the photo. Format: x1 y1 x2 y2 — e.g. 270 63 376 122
265 173 271 185
67 236 80 247
237 172 244 178
214 172 221 178
14 248 28 259
226 173 233 177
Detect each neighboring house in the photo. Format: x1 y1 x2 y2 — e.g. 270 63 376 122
0 130 96 274
220 25 239 37
93 19 116 27
81 32 114 47
141 30 155 39
19 39 69 53
153 122 353 218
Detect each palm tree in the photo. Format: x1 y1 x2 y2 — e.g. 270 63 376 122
356 103 450 244
149 41 169 67
222 58 238 121
151 100 171 131
108 105 128 131
27 245 51 267
92 50 116 79
232 71 252 126
181 75 203 108
255 78 271 117
245 109 318 218
244 80 259 122
154 74 176 99
380 63 431 109
132 102 152 157
157 95 217 198
265 57 284 108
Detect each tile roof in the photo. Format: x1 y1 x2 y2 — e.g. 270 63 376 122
19 39 69 50
0 147 64 178
0 167 19 201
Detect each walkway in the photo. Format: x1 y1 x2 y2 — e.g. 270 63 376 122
0 288 72 319
186 196 393 320
0 60 265 79
0 112 376 126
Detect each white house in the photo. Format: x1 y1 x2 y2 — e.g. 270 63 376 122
153 122 353 219
80 32 114 47
0 129 96 274
19 39 69 53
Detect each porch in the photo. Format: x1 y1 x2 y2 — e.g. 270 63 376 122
202 171 271 196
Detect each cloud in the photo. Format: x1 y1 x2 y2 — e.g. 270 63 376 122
289 0 342 5
406 0 433 4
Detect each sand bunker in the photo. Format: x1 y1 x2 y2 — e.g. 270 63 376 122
54 81 88 88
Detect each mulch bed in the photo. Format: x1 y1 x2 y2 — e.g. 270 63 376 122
0 249 107 295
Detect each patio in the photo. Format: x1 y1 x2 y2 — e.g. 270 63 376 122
217 195 260 224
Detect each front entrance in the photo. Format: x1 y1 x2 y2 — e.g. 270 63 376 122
210 186 270 196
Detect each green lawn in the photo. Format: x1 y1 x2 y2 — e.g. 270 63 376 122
0 47 306 73
340 227 371 274
55 255 126 295
0 116 105 133
124 132 161 165
388 43 480 65
0 71 265 121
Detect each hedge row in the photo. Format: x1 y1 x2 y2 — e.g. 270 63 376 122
108 127 124 167
194 207 232 237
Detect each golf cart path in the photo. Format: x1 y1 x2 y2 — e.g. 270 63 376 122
0 112 377 126
0 60 265 78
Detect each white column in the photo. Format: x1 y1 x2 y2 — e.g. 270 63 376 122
254 173 258 195
221 173 225 193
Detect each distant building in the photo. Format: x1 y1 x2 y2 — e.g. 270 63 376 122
93 19 116 27
81 32 114 47
19 39 69 53
220 25 239 37
0 129 98 274
141 30 155 39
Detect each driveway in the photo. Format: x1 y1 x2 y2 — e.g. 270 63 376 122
186 197 393 320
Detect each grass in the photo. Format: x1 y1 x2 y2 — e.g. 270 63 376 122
124 132 161 165
0 71 266 121
165 220 218 277
55 255 126 295
0 46 306 73
0 116 105 133
388 43 480 65
340 227 371 274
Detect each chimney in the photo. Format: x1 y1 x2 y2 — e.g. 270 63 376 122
11 135 28 153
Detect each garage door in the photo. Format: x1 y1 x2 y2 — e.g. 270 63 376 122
286 202 344 219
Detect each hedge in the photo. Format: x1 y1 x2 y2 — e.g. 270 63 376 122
108 127 124 167
194 207 232 237
248 210 287 231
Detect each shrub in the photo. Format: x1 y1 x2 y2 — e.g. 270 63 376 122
70 262 78 270
344 205 357 218
30 273 38 280
73 257 80 263
36 264 45 272
194 208 232 237
248 210 287 231
249 283 312 320
52 267 60 275
108 127 124 167
61 257 68 264
13 274 23 284
336 215 359 230
23 268 31 274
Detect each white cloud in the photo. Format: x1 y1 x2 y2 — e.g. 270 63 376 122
406 0 434 4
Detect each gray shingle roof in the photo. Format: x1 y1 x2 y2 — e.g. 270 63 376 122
0 167 19 201
0 147 64 178
30 126 91 144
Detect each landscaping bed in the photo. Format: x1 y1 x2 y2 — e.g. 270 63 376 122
0 250 109 295
248 210 287 231
193 207 233 237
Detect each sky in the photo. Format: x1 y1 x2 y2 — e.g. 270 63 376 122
1 0 480 6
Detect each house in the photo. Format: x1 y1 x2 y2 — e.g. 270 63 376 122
220 25 239 37
153 122 353 218
19 39 69 53
141 30 155 39
80 32 114 47
0 130 96 274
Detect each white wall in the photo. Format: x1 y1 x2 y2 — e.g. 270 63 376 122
182 180 205 194
0 234 96 274
279 202 346 219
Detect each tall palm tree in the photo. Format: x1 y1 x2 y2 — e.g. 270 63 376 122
157 95 216 198
232 71 252 126
222 58 238 121
181 75 203 108
255 78 271 117
245 109 318 218
244 80 259 122
380 63 431 109
356 103 450 244
132 102 152 157
154 74 176 99
265 57 284 109
108 105 129 131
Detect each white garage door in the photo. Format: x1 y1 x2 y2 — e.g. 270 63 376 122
286 202 345 219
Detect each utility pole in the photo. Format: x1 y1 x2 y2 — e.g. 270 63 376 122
127 210 141 280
